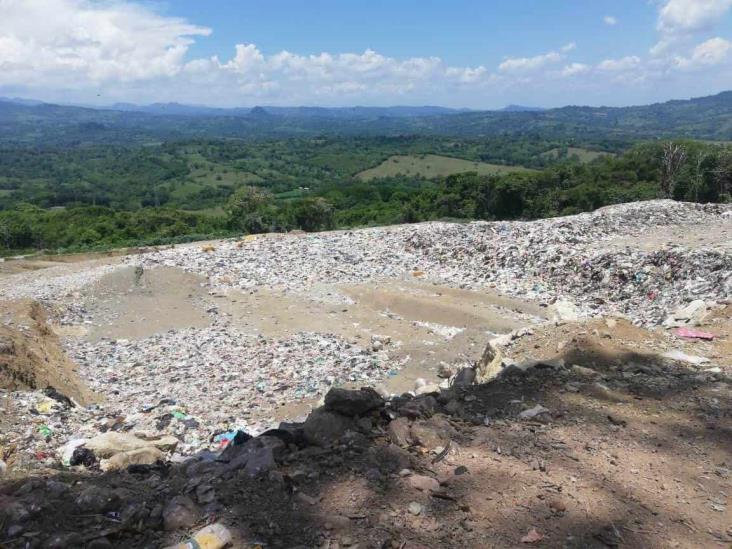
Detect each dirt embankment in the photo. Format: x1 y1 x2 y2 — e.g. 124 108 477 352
0 300 95 406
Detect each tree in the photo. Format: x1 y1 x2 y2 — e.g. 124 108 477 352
292 197 334 232
225 186 278 233
660 142 687 198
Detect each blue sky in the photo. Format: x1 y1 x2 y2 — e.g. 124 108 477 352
1 0 731 108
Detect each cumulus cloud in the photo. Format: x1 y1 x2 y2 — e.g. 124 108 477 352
561 63 590 77
498 44 574 73
597 56 642 72
674 36 732 68
0 0 210 86
603 16 618 26
657 0 732 34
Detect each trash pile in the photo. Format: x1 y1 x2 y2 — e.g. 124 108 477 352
61 322 399 451
132 200 732 324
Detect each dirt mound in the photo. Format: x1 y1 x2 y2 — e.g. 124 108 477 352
0 299 95 406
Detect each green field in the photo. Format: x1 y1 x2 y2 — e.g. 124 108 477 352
356 154 535 180
541 147 614 163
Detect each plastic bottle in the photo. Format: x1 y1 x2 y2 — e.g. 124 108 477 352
163 523 233 549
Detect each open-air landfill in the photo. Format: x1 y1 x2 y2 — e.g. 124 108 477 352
1 200 731 547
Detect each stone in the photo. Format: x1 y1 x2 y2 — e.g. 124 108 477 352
411 417 458 450
244 447 276 477
303 408 354 446
518 405 550 420
100 447 163 472
87 537 113 549
163 495 200 531
367 444 411 473
75 486 120 514
0 459 6 477
387 417 412 447
549 300 580 323
407 502 423 516
437 364 454 378
84 432 178 458
476 342 503 383
452 367 476 387
570 364 601 380
454 465 469 475
324 387 384 417
408 475 439 492
415 383 440 396
398 395 438 419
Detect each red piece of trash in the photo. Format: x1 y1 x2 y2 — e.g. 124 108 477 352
675 328 715 340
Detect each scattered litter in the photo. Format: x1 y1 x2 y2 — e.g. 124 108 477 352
675 327 715 340
662 350 711 365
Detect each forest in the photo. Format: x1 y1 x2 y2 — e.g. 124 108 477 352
0 137 729 254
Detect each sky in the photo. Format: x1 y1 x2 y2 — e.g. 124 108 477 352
1 0 731 108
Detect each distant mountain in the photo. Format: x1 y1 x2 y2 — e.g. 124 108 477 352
500 104 546 112
106 102 467 119
1 91 732 145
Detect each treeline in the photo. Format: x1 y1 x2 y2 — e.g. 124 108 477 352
1 140 730 254
0 136 619 211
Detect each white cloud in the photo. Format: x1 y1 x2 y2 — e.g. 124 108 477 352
0 0 210 86
498 44 574 73
561 63 590 77
657 0 732 34
603 16 618 26
597 56 642 71
674 36 732 67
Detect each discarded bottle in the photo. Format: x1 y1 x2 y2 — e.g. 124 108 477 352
163 523 233 549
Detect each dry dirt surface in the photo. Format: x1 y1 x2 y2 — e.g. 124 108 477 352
0 200 730 548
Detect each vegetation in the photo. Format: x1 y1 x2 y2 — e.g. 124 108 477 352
355 154 535 180
2 90 732 144
1 140 729 255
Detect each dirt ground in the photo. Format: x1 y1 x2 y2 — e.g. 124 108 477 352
0 217 730 548
0 308 730 548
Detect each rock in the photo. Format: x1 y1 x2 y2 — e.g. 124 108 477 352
415 383 440 396
437 364 454 378
303 408 354 446
407 502 423 516
324 387 384 417
570 364 601 380
75 486 120 514
45 480 70 496
163 495 200 531
549 300 580 323
408 475 439 492
100 447 163 472
84 432 178 458
367 444 411 473
0 459 6 477
244 447 276 477
398 395 438 419
387 417 412 447
411 417 458 450
584 382 627 403
454 465 468 475
87 537 113 549
476 342 503 383
324 514 351 530
452 367 476 387
518 404 550 420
